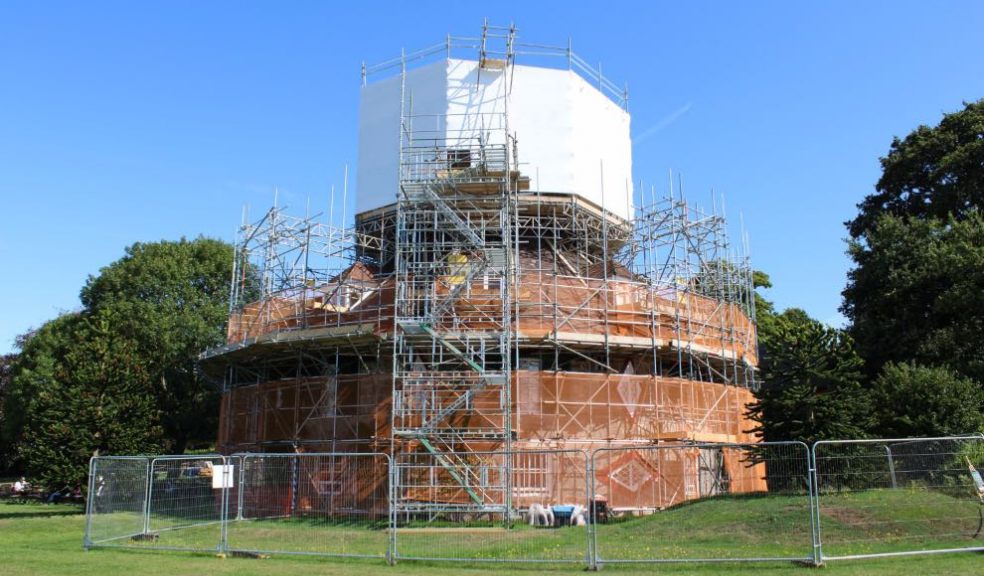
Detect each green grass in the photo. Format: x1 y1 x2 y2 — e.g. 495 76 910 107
817 488 984 557
2 497 983 576
595 493 814 561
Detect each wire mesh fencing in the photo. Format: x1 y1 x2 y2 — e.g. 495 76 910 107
85 456 151 548
391 449 591 565
145 455 237 552
813 435 984 561
589 442 814 566
85 455 236 553
84 436 984 566
226 453 391 559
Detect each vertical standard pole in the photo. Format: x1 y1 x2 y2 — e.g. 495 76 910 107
290 455 299 517
587 450 598 570
143 458 155 535
387 455 397 565
600 160 610 371
502 28 516 528
219 456 229 554
810 444 824 565
389 46 408 537
803 443 819 566
83 457 97 550
301 224 311 329
237 456 246 521
342 164 349 234
885 445 898 489
227 227 239 318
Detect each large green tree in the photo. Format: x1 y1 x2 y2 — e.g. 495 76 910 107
1 316 78 474
0 237 234 488
79 237 234 452
847 99 984 238
843 99 984 384
7 312 165 488
0 344 24 475
843 213 984 383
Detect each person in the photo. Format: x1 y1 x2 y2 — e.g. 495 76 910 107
46 486 71 504
967 457 984 503
13 477 26 495
94 476 108 513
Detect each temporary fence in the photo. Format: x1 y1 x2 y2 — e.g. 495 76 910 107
84 435 984 567
85 455 236 553
85 456 151 548
812 436 984 562
590 442 814 565
391 449 591 564
227 453 390 559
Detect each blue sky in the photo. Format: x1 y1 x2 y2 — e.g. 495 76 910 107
2 1 983 354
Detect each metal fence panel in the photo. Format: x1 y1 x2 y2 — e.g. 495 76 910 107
392 449 591 565
813 436 984 561
225 452 390 559
85 455 235 552
143 455 233 552
590 442 814 565
85 456 151 548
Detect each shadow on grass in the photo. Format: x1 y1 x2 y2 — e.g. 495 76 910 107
603 491 808 524
0 504 84 520
241 516 389 531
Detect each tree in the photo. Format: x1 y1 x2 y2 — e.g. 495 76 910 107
847 99 984 239
843 212 984 383
0 236 235 489
870 362 984 438
79 237 234 452
1 316 78 476
844 100 984 385
750 272 810 366
751 270 776 328
9 311 164 489
747 312 872 445
0 350 18 474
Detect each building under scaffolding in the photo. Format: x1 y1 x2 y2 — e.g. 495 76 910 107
201 24 763 516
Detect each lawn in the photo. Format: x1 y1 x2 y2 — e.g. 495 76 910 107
2 498 982 576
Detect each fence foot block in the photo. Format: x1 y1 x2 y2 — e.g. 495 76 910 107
228 551 270 559
130 533 159 542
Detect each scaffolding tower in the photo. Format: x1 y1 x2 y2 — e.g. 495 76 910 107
391 23 517 515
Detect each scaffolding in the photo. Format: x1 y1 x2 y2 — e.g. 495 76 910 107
390 23 517 515
202 23 759 517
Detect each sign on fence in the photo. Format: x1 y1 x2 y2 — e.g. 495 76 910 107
211 465 235 490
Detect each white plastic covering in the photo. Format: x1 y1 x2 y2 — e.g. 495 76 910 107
356 59 633 219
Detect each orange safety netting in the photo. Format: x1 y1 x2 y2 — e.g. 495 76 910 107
218 373 391 453
225 262 756 367
220 371 758 450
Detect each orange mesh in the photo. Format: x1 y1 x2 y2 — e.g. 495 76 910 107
224 262 757 368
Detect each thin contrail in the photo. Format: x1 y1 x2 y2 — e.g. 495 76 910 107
633 102 693 144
